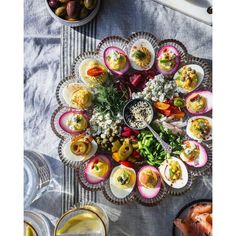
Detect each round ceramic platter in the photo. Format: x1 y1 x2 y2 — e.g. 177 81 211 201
51 32 212 206
172 199 212 236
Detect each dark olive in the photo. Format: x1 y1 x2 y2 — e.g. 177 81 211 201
84 0 97 10
48 0 59 9
79 7 90 19
67 1 80 18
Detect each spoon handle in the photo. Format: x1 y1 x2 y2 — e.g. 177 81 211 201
146 123 172 154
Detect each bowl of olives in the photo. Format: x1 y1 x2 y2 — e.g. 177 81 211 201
45 0 100 27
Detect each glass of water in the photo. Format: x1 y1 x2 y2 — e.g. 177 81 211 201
24 150 51 209
54 202 109 236
24 211 51 236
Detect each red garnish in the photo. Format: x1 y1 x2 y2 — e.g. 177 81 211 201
132 150 141 159
87 67 104 77
120 161 135 169
92 159 99 169
130 74 143 87
121 130 132 137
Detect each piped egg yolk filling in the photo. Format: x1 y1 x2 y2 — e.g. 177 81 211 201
158 48 176 72
113 168 135 189
190 118 211 139
71 89 92 109
67 114 88 131
107 50 127 71
91 159 109 177
182 141 200 162
131 46 151 68
169 160 182 182
84 61 107 86
139 169 158 189
188 94 207 112
176 66 199 91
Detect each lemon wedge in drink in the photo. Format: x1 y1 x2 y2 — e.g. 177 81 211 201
25 224 37 236
56 212 103 235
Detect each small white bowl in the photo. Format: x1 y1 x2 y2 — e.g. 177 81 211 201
45 0 101 27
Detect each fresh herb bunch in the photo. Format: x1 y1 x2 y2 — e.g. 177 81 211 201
138 124 183 166
94 84 127 119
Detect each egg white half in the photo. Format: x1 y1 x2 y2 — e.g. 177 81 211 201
186 116 212 141
180 140 208 168
63 139 98 162
62 83 92 109
174 64 204 93
129 39 155 71
186 90 212 115
137 166 161 199
110 166 136 199
159 157 188 189
79 58 106 86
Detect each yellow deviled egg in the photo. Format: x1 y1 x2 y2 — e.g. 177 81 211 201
159 157 188 189
129 39 155 71
63 83 93 109
79 58 108 87
110 165 136 198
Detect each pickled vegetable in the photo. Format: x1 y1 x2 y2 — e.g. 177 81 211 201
55 6 66 17
80 7 90 19
84 0 97 10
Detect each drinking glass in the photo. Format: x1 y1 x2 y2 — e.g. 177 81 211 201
24 150 51 209
54 202 109 236
24 211 51 236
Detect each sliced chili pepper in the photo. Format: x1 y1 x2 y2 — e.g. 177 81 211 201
87 66 104 77
120 161 135 169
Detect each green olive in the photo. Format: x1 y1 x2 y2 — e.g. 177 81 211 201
84 0 97 10
55 6 67 17
79 7 90 19
58 0 69 3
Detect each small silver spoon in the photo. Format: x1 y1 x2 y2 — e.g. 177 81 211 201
123 99 172 153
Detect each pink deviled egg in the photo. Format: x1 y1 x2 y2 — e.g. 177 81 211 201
85 154 112 184
156 45 180 76
104 46 130 76
186 90 212 115
137 166 161 199
58 110 89 135
180 140 208 168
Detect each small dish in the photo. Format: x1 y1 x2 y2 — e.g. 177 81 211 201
172 199 212 236
45 0 101 27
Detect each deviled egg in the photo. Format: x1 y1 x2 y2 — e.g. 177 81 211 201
129 39 155 71
180 140 208 168
63 83 93 109
59 110 89 135
79 58 108 87
137 166 161 199
186 90 212 115
63 134 98 162
174 64 204 93
103 46 130 76
156 45 180 76
110 165 136 199
85 154 112 184
186 116 212 141
159 157 188 189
